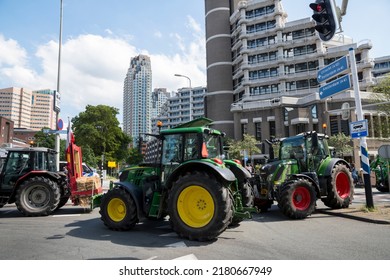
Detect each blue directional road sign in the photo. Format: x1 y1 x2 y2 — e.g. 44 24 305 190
319 74 351 100
317 55 349 83
350 119 368 138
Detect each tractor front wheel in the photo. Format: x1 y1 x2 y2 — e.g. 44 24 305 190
99 188 138 230
168 171 233 241
15 176 60 216
322 164 354 209
278 178 316 219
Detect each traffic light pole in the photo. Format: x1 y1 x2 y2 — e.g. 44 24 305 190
349 47 374 208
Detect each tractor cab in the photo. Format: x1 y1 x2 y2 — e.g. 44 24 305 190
279 132 330 173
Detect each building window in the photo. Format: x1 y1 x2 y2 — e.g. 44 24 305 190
269 121 275 137
311 104 318 119
255 122 262 141
241 123 247 139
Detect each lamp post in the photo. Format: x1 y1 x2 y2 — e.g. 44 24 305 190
174 74 192 121
54 0 63 171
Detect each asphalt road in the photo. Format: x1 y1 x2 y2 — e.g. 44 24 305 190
1 198 389 260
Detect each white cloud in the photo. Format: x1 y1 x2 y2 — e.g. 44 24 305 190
0 35 28 67
0 17 206 123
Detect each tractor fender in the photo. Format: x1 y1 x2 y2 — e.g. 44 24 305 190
224 160 251 183
165 161 236 189
286 174 321 199
110 181 143 220
318 158 351 179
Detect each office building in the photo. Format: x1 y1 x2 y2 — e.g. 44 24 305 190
0 87 32 129
205 0 389 158
31 89 57 130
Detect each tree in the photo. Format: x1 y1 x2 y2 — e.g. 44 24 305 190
370 74 390 114
32 129 67 160
328 132 353 157
71 105 132 168
126 147 143 166
226 134 261 161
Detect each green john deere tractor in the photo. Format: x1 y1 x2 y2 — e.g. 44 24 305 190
253 131 354 219
99 118 255 241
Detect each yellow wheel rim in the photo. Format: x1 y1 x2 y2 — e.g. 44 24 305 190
177 185 215 228
107 198 126 222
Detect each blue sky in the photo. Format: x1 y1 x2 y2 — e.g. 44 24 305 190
0 0 389 123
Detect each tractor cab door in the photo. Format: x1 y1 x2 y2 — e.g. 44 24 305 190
0 151 31 191
161 133 183 185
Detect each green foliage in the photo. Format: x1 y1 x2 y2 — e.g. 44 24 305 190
328 132 353 156
370 74 390 114
32 129 66 160
126 147 143 165
226 134 260 160
71 105 132 168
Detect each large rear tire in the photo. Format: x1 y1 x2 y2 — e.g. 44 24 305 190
278 178 316 219
322 164 354 209
99 188 138 230
15 176 60 216
168 171 233 241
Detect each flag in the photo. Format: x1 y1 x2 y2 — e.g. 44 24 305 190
66 118 75 151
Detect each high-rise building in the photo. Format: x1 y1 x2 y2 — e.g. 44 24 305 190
151 88 170 121
123 55 152 146
31 89 57 130
0 87 57 130
0 87 32 128
205 0 388 159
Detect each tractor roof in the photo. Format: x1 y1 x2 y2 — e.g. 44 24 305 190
161 117 223 135
4 147 56 153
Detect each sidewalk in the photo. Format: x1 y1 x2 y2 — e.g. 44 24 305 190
317 187 390 224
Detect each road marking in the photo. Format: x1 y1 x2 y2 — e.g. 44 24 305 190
51 214 81 217
165 241 187 248
173 254 198 260
160 232 177 237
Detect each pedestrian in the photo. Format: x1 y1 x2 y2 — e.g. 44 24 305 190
351 163 358 184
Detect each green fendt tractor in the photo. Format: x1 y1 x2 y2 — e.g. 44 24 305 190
371 156 389 192
253 131 354 219
99 118 255 241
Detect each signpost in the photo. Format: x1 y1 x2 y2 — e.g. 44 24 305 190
319 74 351 100
350 120 368 138
317 56 349 83
317 50 374 207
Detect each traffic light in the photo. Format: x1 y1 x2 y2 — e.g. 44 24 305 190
309 0 338 41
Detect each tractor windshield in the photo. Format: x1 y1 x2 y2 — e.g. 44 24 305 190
203 133 223 159
280 137 305 161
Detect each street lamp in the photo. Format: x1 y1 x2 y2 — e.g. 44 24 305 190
174 74 192 121
54 0 63 171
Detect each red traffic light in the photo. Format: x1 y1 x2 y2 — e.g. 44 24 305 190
309 3 325 13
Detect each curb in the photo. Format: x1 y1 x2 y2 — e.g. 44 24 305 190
317 209 390 225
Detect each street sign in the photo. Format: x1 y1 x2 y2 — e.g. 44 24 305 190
319 74 351 100
350 119 368 138
57 118 63 130
317 55 349 83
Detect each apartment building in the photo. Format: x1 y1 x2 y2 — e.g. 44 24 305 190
123 55 152 146
152 86 207 133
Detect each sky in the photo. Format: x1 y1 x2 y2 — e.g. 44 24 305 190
0 0 389 126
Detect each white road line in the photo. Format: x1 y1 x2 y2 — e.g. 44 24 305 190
51 214 81 217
